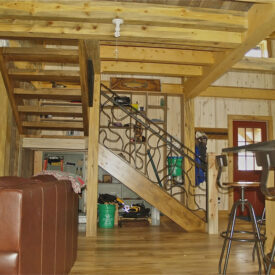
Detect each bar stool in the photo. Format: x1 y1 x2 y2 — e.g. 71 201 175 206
216 155 266 275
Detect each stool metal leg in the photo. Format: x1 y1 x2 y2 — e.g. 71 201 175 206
253 208 266 262
219 202 238 274
266 239 275 275
219 200 266 275
221 201 239 275
247 202 264 275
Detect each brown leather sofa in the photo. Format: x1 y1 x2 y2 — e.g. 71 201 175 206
0 175 78 275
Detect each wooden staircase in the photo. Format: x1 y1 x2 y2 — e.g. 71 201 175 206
98 144 205 232
0 45 88 136
0 43 206 232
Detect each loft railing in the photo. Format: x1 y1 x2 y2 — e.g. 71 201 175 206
99 84 208 222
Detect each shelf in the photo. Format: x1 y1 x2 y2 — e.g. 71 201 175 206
147 105 166 110
100 125 131 129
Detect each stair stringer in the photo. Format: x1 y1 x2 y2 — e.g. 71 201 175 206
98 144 206 232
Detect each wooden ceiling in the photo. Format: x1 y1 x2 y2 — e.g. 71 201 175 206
0 0 274 136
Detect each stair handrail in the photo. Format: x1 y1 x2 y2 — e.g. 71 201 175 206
100 83 206 170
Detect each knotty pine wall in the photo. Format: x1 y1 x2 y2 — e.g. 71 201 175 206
195 70 275 210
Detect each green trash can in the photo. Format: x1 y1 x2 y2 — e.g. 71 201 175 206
167 156 183 177
98 204 116 228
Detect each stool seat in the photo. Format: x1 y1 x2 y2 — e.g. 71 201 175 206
223 182 260 188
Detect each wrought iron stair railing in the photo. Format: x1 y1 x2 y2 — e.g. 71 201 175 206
100 83 208 222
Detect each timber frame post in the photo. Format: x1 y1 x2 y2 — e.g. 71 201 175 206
183 96 196 210
207 153 218 234
79 40 101 237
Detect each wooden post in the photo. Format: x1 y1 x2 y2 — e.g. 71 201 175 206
33 151 43 174
207 153 219 234
183 97 196 209
80 40 101 237
0 74 10 176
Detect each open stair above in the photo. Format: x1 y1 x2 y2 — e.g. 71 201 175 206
0 44 88 136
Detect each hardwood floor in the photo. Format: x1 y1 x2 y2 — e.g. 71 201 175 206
70 216 262 275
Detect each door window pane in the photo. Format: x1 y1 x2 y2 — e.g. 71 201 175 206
254 128 262 142
246 128 253 142
238 128 245 142
238 155 246 171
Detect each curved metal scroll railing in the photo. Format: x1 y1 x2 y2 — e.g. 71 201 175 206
100 84 208 222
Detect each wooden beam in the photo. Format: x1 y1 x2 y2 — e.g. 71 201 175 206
183 97 196 210
184 3 275 99
18 105 82 117
101 61 202 77
236 0 275 3
233 57 275 73
100 46 215 65
8 69 80 83
0 74 10 176
2 47 79 63
201 86 275 100
22 137 87 150
14 88 81 100
0 19 243 49
85 40 101 237
0 50 23 133
0 1 247 32
22 121 83 130
207 153 219 234
79 40 98 136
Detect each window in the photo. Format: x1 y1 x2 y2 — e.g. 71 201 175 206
245 40 268 58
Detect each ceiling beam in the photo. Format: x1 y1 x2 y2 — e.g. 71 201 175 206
0 1 247 32
100 46 215 65
201 86 275 100
0 19 243 49
2 46 215 66
236 0 275 3
101 61 202 77
2 47 79 63
184 3 275 99
232 57 275 73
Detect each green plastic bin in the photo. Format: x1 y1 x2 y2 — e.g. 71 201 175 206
98 204 116 228
167 156 183 177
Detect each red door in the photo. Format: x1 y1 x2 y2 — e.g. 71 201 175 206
233 121 266 217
